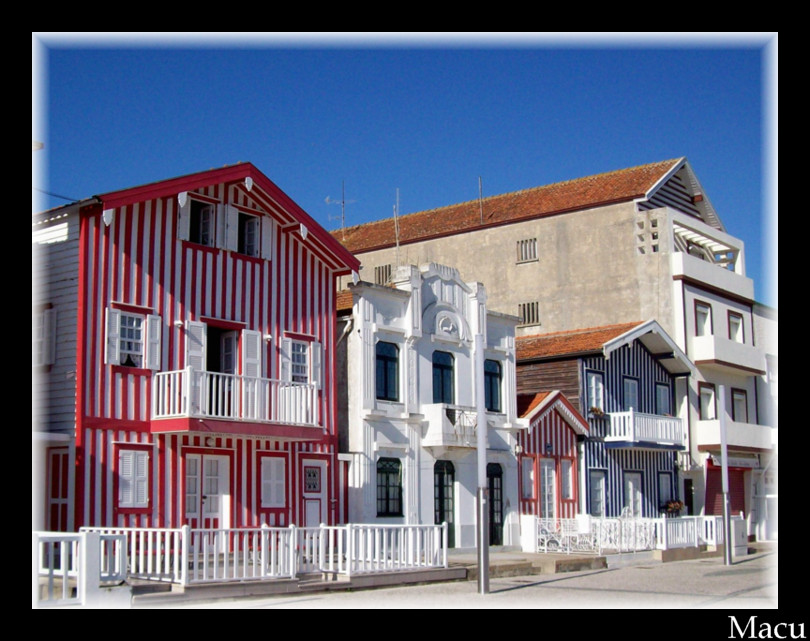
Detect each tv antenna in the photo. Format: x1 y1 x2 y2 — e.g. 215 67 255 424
325 180 355 240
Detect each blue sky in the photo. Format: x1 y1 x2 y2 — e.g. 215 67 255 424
32 33 777 307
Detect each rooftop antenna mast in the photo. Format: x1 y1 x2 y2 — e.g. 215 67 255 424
325 181 355 240
478 176 484 225
394 188 401 268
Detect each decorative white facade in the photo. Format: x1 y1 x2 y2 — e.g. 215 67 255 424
338 263 524 549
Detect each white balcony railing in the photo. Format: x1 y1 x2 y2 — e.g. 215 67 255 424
152 367 318 426
695 419 774 451
606 410 685 448
422 404 479 449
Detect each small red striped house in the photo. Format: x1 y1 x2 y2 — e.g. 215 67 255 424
516 391 589 521
33 163 360 532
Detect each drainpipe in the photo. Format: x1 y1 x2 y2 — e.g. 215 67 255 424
474 333 490 594
718 385 733 565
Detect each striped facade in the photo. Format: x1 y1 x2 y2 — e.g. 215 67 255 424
517 392 588 520
580 343 679 518
36 164 359 531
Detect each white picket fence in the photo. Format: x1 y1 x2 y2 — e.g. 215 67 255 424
34 522 448 605
523 514 740 555
33 531 128 607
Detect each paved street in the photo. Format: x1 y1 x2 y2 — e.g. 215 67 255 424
143 548 777 609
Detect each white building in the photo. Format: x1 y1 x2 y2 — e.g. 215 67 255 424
337 263 525 549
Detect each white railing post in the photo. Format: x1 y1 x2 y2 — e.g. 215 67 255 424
180 525 190 586
78 531 100 606
442 522 448 568
288 524 297 579
345 523 354 578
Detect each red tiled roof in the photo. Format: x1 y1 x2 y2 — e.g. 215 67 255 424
516 321 643 361
517 392 553 418
334 159 682 253
336 289 353 313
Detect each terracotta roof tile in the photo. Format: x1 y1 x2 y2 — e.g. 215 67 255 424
516 321 643 361
517 392 552 418
334 159 681 253
336 289 353 313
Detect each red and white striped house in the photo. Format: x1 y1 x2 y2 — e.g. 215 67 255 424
33 163 360 532
516 391 589 521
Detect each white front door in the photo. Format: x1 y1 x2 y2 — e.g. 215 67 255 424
186 454 230 529
540 459 557 520
623 472 643 517
302 459 328 527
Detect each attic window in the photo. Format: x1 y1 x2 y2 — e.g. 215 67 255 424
189 200 215 247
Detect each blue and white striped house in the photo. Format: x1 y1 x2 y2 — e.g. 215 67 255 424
516 320 695 518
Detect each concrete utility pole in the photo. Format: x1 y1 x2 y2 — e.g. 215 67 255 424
718 385 733 565
474 333 490 594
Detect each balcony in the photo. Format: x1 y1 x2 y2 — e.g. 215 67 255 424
605 410 685 450
151 368 320 438
422 404 483 454
695 419 774 452
689 335 765 376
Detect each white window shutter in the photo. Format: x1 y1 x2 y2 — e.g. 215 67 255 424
242 329 262 379
261 457 286 508
215 203 227 248
225 205 239 251
119 449 149 508
134 451 149 507
186 321 207 371
177 197 191 241
105 308 121 365
119 449 134 505
261 216 274 260
280 337 292 382
145 314 162 370
312 341 323 390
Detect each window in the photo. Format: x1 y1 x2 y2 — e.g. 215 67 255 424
520 457 534 500
118 448 149 509
281 337 322 389
375 341 399 402
695 301 712 337
432 351 455 404
656 383 671 416
586 371 604 413
189 200 215 247
623 377 639 411
33 307 56 367
290 340 309 384
484 359 502 412
732 389 748 423
105 308 161 370
518 301 540 326
516 238 538 263
238 212 260 257
728 311 744 343
260 456 286 508
699 383 716 420
623 472 643 517
374 264 392 285
561 459 573 501
658 472 673 509
589 470 606 517
376 458 403 517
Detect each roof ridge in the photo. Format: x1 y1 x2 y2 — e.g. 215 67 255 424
335 158 682 235
517 320 644 341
